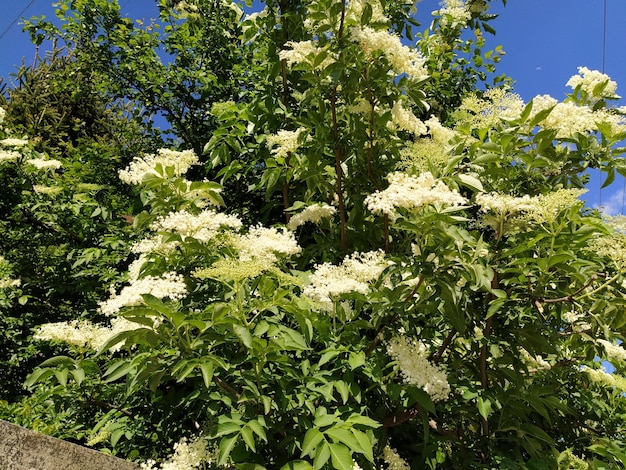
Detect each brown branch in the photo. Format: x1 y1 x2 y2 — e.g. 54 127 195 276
88 399 133 417
431 329 456 365
215 377 240 399
382 405 459 439
365 275 425 355
331 90 347 252
541 275 597 304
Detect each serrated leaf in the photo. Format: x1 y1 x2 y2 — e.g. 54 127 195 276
214 421 242 438
301 428 324 457
325 427 363 454
241 426 256 452
247 419 267 443
351 429 374 462
199 361 214 388
313 441 330 470
328 443 353 470
280 462 313 470
233 324 252 348
457 173 484 192
218 435 239 466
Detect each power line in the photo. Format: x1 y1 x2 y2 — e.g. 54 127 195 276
0 0 37 42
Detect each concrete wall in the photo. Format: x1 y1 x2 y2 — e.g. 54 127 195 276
0 420 140 470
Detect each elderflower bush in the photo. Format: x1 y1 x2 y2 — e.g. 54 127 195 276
19 1 626 469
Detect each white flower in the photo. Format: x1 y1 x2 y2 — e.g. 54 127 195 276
365 171 467 218
382 445 411 470
152 209 242 243
119 148 199 185
424 115 457 144
567 66 620 102
349 26 428 81
26 158 62 171
390 100 428 136
279 41 336 70
34 317 140 352
597 339 626 364
0 138 28 147
232 225 301 262
265 128 308 160
0 150 20 163
287 203 336 230
434 0 472 28
303 251 389 308
387 335 451 401
140 435 217 470
99 272 187 316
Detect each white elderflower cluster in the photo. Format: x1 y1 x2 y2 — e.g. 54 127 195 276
349 26 428 81
424 115 457 144
26 158 63 171
382 445 411 470
386 335 451 401
119 148 199 185
152 209 243 243
530 95 598 138
232 225 301 262
435 0 472 28
265 127 308 160
131 236 180 257
287 203 336 230
0 150 20 163
567 66 620 102
597 339 626 364
0 138 29 147
519 347 551 372
475 192 535 216
398 140 449 175
99 272 187 316
303 250 389 308
347 97 382 117
32 185 62 197
0 107 5 125
390 100 428 136
346 0 390 24
458 88 525 129
34 317 139 352
279 41 336 70
140 435 217 470
583 365 626 392
365 171 467 219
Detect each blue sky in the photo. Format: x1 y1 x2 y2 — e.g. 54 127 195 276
1 0 625 212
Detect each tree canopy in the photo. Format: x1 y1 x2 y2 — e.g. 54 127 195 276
2 0 626 469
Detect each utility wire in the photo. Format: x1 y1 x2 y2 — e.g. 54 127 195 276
0 0 37 41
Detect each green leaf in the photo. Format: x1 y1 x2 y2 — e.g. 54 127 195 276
214 421 242 438
24 368 55 388
477 397 492 420
301 428 324 457
325 427 363 454
199 361 214 388
233 324 253 348
328 443 353 470
39 355 75 368
313 441 330 470
351 429 374 462
348 352 365 370
280 462 314 470
103 360 134 383
247 418 267 443
241 426 256 452
344 414 380 429
457 173 484 192
218 435 239 466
